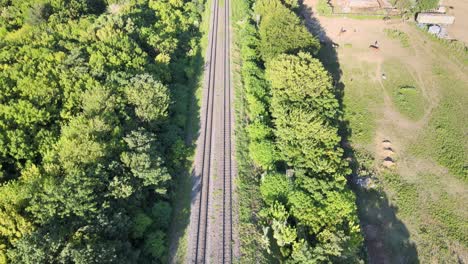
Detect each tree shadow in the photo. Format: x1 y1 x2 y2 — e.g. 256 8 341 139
298 2 419 263
355 186 419 264
166 27 204 264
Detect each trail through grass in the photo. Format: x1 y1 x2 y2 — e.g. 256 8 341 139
410 65 468 180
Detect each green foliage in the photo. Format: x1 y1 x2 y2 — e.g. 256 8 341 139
235 1 363 259
260 173 292 204
235 0 363 260
263 52 363 262
255 0 320 61
0 0 203 262
417 0 439 11
232 0 274 260
411 66 467 180
317 0 333 15
144 231 167 260
266 52 340 121
132 211 153 239
249 140 277 170
246 121 272 141
125 74 170 123
151 201 172 229
267 53 349 178
382 60 426 120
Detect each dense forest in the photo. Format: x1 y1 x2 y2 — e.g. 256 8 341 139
234 0 364 262
0 0 202 263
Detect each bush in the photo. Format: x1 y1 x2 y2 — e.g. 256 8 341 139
317 0 332 15
255 0 320 61
417 0 439 11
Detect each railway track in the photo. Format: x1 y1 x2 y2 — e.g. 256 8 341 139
222 0 233 261
193 0 232 261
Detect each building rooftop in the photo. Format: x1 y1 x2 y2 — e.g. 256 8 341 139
416 13 455 24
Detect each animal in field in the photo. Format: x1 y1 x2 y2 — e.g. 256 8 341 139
369 44 379 51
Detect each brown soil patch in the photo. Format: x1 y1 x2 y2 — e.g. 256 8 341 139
445 0 468 44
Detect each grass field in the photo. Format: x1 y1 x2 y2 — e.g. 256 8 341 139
350 31 467 263
410 65 468 180
308 6 468 262
381 59 426 121
341 60 382 145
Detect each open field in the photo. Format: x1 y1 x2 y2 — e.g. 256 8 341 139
303 1 468 262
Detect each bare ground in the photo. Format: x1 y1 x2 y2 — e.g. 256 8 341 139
445 0 468 44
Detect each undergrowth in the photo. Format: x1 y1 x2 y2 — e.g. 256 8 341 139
231 0 271 261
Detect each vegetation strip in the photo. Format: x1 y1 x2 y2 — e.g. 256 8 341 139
233 0 364 261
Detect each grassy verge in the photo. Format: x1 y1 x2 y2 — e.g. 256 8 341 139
231 0 272 262
341 60 382 144
169 0 212 261
316 0 332 15
413 24 468 66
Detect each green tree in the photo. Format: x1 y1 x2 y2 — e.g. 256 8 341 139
143 231 167 260
249 140 277 170
151 201 172 229
255 0 319 61
125 74 170 123
266 52 340 121
260 173 292 204
132 211 153 239
0 0 211 262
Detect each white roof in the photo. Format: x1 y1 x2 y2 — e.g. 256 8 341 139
416 13 455 24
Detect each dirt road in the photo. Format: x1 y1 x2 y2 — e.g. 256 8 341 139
186 0 236 262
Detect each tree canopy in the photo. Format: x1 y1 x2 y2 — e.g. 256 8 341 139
236 0 364 262
0 0 202 262
254 0 320 61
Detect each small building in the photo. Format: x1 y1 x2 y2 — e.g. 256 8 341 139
416 13 455 25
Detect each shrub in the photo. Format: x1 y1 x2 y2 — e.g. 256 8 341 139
317 0 332 15
417 0 439 11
